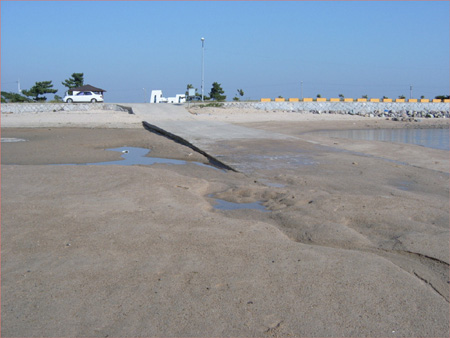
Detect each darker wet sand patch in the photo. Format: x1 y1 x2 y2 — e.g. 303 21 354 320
1 127 210 165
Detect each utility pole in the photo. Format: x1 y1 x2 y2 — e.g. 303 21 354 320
410 85 413 99
201 37 205 102
17 79 22 94
301 81 303 99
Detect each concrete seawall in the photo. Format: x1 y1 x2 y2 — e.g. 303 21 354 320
223 101 449 118
1 103 130 114
3 101 449 119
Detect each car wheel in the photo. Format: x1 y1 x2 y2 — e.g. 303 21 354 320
91 99 97 103
67 98 73 103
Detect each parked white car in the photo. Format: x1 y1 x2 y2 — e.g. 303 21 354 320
64 91 104 103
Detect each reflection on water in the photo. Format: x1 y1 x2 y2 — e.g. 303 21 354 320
1 138 27 143
65 147 219 170
313 128 449 151
211 197 270 212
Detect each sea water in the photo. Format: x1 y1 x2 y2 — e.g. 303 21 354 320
311 128 449 151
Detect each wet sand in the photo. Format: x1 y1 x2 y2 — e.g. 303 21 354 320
1 107 449 337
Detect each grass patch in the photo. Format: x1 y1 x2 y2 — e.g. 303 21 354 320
198 102 224 108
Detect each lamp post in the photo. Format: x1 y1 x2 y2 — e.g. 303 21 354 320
201 37 205 102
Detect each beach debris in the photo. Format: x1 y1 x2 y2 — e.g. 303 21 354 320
265 320 284 335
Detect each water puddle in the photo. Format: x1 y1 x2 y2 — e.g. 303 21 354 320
212 198 270 212
209 194 270 212
231 154 317 173
389 179 415 191
258 179 286 188
61 147 220 170
1 138 27 143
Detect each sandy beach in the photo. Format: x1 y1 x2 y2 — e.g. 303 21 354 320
1 105 449 337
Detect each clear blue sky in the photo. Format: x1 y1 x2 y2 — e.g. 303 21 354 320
1 1 449 102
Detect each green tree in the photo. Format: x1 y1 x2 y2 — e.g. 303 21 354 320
233 89 245 101
22 81 57 101
362 94 368 99
62 73 84 90
435 95 450 100
398 95 406 99
339 94 344 101
1 91 32 102
316 94 321 98
51 95 63 103
209 82 226 101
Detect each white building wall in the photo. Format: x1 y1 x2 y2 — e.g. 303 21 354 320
150 90 163 103
150 90 185 103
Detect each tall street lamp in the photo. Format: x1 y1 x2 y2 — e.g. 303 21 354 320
201 37 205 102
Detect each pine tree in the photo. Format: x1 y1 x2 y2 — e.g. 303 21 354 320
1 91 32 102
22 81 57 101
209 82 226 101
62 73 84 90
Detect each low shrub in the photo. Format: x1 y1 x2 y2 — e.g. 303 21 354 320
198 102 224 108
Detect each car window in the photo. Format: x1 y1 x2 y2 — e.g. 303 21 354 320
84 92 91 95
77 92 84 96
